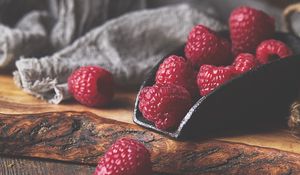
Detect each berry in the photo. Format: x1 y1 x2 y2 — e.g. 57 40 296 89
256 39 293 64
139 84 192 130
232 53 258 74
155 55 198 97
229 6 275 55
68 66 114 107
185 25 231 68
197 65 235 96
94 138 152 175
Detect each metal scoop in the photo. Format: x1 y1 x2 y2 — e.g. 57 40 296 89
133 32 300 140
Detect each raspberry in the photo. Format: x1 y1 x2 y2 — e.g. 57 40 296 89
155 55 198 97
232 53 258 74
138 84 192 130
94 138 152 175
197 65 235 96
256 39 293 64
229 6 275 55
185 25 231 68
68 66 114 107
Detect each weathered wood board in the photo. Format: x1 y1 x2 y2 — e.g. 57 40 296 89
1 75 300 174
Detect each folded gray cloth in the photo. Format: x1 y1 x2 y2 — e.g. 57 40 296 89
0 11 50 68
0 0 145 69
48 0 146 49
14 4 225 104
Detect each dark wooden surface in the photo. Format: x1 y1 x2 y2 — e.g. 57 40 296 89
2 111 300 174
0 157 170 175
2 75 300 174
0 156 95 175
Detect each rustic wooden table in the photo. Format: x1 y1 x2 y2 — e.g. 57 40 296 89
0 75 136 175
1 75 300 174
0 156 95 175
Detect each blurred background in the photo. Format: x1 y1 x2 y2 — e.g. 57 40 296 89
0 0 299 34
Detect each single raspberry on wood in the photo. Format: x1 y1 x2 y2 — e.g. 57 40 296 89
155 55 198 97
184 25 231 68
94 138 152 175
232 53 258 74
256 39 293 64
197 65 235 96
138 83 192 130
68 66 114 107
229 6 275 55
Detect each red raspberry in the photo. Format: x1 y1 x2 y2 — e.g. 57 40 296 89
197 65 235 96
229 6 275 55
256 39 293 64
232 53 258 74
155 55 198 97
138 84 192 130
185 25 231 68
94 138 152 175
68 66 114 107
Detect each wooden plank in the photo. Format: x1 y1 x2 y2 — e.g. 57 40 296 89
0 156 167 175
0 156 95 175
0 75 135 124
218 129 300 153
1 111 300 174
1 75 300 155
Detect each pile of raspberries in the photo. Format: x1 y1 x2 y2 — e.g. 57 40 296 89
90 6 296 175
139 6 294 131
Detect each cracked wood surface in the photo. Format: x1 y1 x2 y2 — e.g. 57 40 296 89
1 75 300 154
1 111 300 174
2 75 300 174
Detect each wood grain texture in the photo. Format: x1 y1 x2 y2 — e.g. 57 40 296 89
1 75 300 155
1 111 300 174
0 156 95 175
0 75 136 124
0 156 167 175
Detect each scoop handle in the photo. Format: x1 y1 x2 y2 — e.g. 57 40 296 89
284 3 300 137
283 3 300 36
